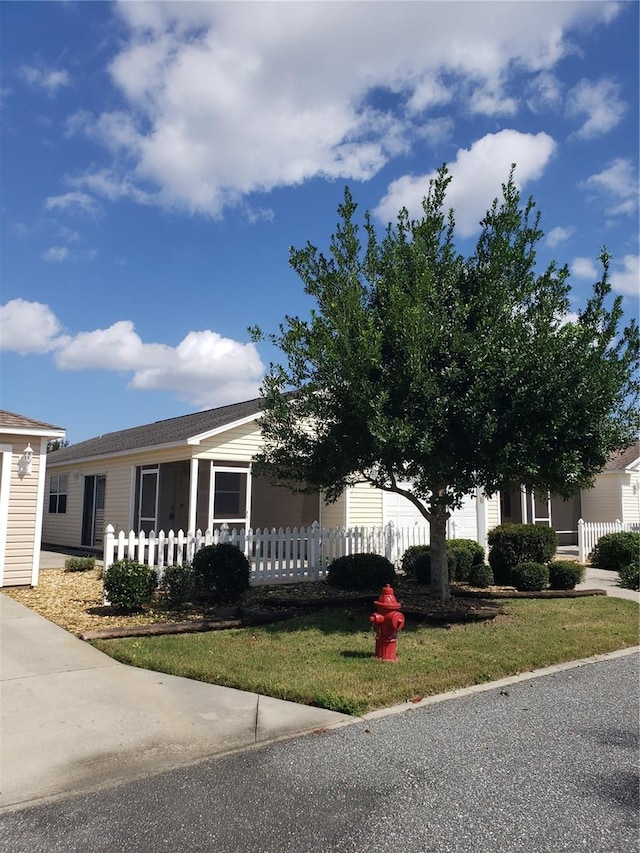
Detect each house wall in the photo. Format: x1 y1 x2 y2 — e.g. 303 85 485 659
580 473 623 523
486 493 501 530
321 491 346 528
621 471 640 523
251 477 319 529
347 481 384 527
197 421 263 462
0 433 44 586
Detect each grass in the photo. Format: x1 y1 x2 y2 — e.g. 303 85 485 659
92 597 639 715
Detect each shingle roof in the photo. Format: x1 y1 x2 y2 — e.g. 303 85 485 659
46 397 264 465
603 440 640 471
0 410 65 433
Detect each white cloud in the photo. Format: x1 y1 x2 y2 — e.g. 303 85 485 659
0 299 64 355
131 330 264 407
44 191 99 216
609 255 639 297
526 72 563 113
571 257 599 279
374 130 556 237
580 158 639 217
20 65 70 94
1 299 265 406
546 226 574 248
566 78 627 140
42 246 69 264
64 0 616 218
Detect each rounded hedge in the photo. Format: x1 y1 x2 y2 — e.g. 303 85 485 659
103 559 157 610
326 553 396 590
447 539 485 583
162 563 195 607
488 524 557 585
400 545 431 584
511 561 549 592
618 558 639 591
192 543 251 600
469 563 494 589
589 532 640 572
548 559 584 590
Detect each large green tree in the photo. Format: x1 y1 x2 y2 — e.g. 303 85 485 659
251 167 639 600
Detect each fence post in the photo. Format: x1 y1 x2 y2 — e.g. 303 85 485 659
578 518 585 564
104 524 115 570
220 522 230 544
309 521 320 580
384 521 395 563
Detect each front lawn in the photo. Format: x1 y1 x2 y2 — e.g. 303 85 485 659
92 597 639 715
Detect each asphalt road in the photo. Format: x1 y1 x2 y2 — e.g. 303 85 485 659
2 652 638 853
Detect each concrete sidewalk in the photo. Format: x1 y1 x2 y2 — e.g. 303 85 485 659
0 594 351 812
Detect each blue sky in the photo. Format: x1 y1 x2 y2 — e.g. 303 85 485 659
1 1 638 444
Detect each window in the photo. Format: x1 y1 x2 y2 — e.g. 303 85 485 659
48 474 68 514
213 470 247 522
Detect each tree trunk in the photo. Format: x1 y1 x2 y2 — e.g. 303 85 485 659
429 502 450 601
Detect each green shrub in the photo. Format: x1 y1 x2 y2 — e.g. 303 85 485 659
588 532 640 572
162 563 195 608
511 561 549 592
103 559 157 610
488 524 557 585
447 539 485 582
64 556 96 572
192 543 251 601
400 545 431 584
548 560 585 590
618 559 640 591
469 563 494 589
326 553 396 590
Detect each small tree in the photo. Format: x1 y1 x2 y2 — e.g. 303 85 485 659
251 166 639 601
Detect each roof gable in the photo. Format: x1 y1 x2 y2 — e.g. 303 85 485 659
0 410 65 437
46 398 264 465
604 441 640 472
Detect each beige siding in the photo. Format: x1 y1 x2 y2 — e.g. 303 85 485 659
580 473 623 522
486 493 501 530
621 472 640 523
251 477 320 529
347 482 383 526
198 422 263 462
321 491 346 528
1 436 40 586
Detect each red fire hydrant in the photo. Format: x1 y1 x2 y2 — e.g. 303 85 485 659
370 584 405 662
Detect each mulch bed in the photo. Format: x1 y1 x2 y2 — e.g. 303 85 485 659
3 568 605 642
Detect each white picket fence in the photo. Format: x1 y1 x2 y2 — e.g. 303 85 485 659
103 521 431 586
578 518 640 564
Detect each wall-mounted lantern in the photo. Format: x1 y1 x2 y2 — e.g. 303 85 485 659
18 443 34 478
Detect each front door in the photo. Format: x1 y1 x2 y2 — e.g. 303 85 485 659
138 468 159 534
82 475 106 547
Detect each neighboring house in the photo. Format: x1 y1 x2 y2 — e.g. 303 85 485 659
498 441 640 545
580 441 640 524
0 411 65 587
42 397 499 554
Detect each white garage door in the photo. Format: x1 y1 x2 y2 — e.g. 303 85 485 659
382 484 478 542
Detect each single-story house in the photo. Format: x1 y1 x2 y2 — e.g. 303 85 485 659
0 410 66 587
499 440 640 544
41 397 639 557
41 397 499 555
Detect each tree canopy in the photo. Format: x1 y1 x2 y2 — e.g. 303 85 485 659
251 166 639 600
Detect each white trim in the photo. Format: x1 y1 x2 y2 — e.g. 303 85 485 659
0 426 64 439
0 444 13 587
210 466 251 525
189 458 199 532
31 438 49 586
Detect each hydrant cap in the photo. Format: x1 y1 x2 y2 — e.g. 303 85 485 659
374 584 401 611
